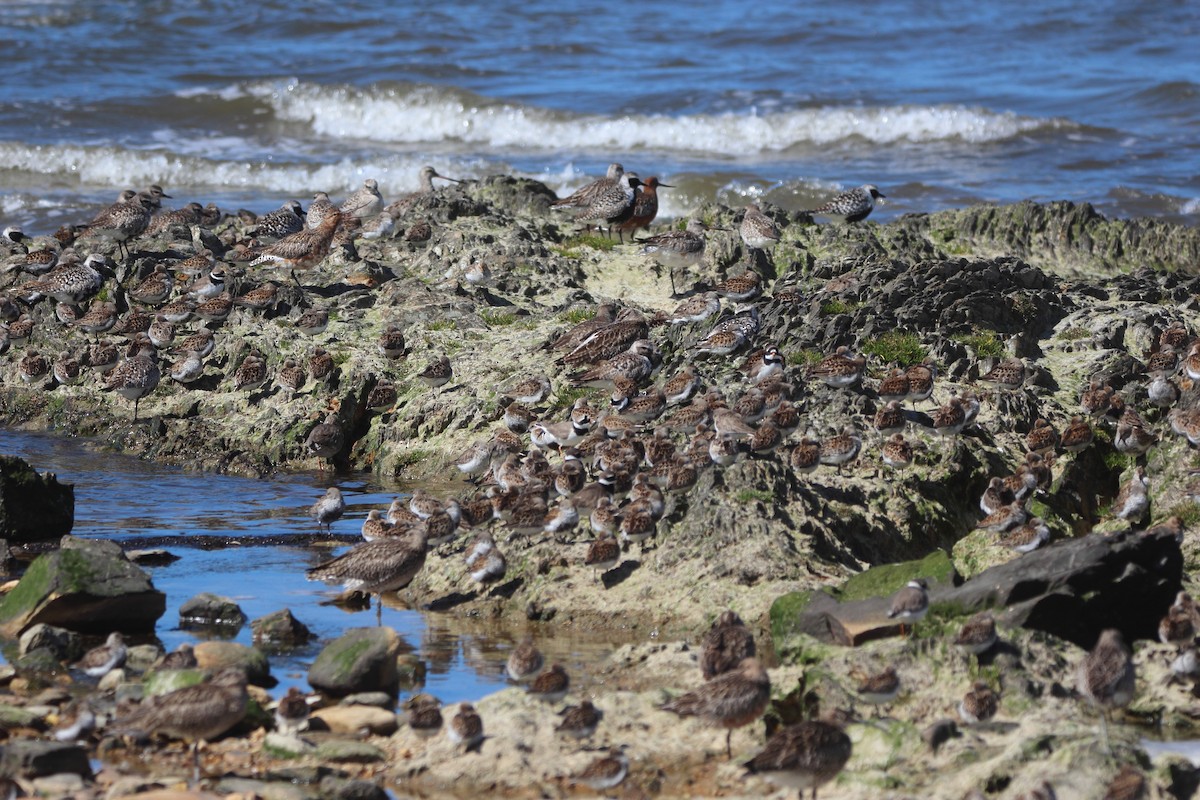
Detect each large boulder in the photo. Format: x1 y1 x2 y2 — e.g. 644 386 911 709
0 454 73 541
308 627 404 697
0 536 165 637
772 527 1182 650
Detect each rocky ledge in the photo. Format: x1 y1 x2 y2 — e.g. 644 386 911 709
2 179 1200 797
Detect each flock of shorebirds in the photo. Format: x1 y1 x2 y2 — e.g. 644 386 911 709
0 161 1192 796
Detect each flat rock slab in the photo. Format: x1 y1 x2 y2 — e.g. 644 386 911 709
776 527 1182 649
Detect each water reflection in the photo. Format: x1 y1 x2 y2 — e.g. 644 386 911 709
0 430 639 704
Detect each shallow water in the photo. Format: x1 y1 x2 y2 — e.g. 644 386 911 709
0 429 634 705
0 0 1197 232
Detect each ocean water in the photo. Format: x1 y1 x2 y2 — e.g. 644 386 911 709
0 0 1197 232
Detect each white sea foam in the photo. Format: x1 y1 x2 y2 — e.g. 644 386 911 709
0 141 485 197
201 80 1071 153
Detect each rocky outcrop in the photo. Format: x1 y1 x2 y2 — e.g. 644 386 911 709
772 525 1182 649
0 536 164 637
0 454 73 541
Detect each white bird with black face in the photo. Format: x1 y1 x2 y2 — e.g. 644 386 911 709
808 184 887 222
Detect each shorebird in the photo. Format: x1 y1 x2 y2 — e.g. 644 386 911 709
403 694 443 739
306 526 429 624
85 191 158 260
661 657 771 758
887 578 929 636
254 201 305 242
701 610 757 680
614 175 671 239
340 178 384 219
739 203 780 259
506 635 545 683
552 163 623 215
640 219 709 295
385 165 462 216
115 667 249 783
447 702 485 752
571 173 642 241
304 412 344 466
247 208 342 276
527 663 571 704
309 487 345 533
557 699 603 741
806 184 886 223
575 747 630 792
72 632 127 678
103 334 160 421
1077 628 1136 751
743 707 853 798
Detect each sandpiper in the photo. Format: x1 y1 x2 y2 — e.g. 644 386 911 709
739 203 780 255
1077 628 1136 750
575 747 630 791
660 657 771 758
274 686 310 737
417 354 453 390
585 530 621 581
958 680 999 724
742 707 853 798
103 335 160 421
309 487 345 533
557 699 603 740
641 220 709 295
448 702 484 751
528 663 571 704
856 665 901 711
304 412 344 465
701 610 757 680
615 175 670 239
953 611 998 655
340 178 384 219
73 631 127 678
506 635 545 683
403 694 443 739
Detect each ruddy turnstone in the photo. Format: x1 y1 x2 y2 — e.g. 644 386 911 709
806 184 886 223
660 657 770 758
274 686 310 737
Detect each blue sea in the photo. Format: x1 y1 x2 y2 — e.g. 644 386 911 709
1 0 1197 232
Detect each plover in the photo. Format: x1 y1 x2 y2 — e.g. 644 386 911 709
806 184 886 223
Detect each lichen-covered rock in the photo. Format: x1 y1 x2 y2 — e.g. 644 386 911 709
192 641 271 685
0 454 73 541
307 627 402 697
0 536 164 637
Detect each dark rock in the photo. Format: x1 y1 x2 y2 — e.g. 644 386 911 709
0 739 90 778
307 627 403 697
0 455 73 542
773 526 1181 650
179 591 247 631
251 607 313 648
321 776 390 800
17 623 82 661
0 536 165 637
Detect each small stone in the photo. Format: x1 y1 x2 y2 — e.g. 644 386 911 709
193 641 271 685
18 623 81 661
179 592 247 631
251 608 312 648
312 739 387 764
310 705 398 736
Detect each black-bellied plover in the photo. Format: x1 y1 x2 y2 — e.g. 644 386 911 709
807 184 886 223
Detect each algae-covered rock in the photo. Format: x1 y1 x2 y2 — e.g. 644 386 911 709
0 454 73 541
0 536 164 637
0 738 90 778
193 640 271 685
307 627 403 697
